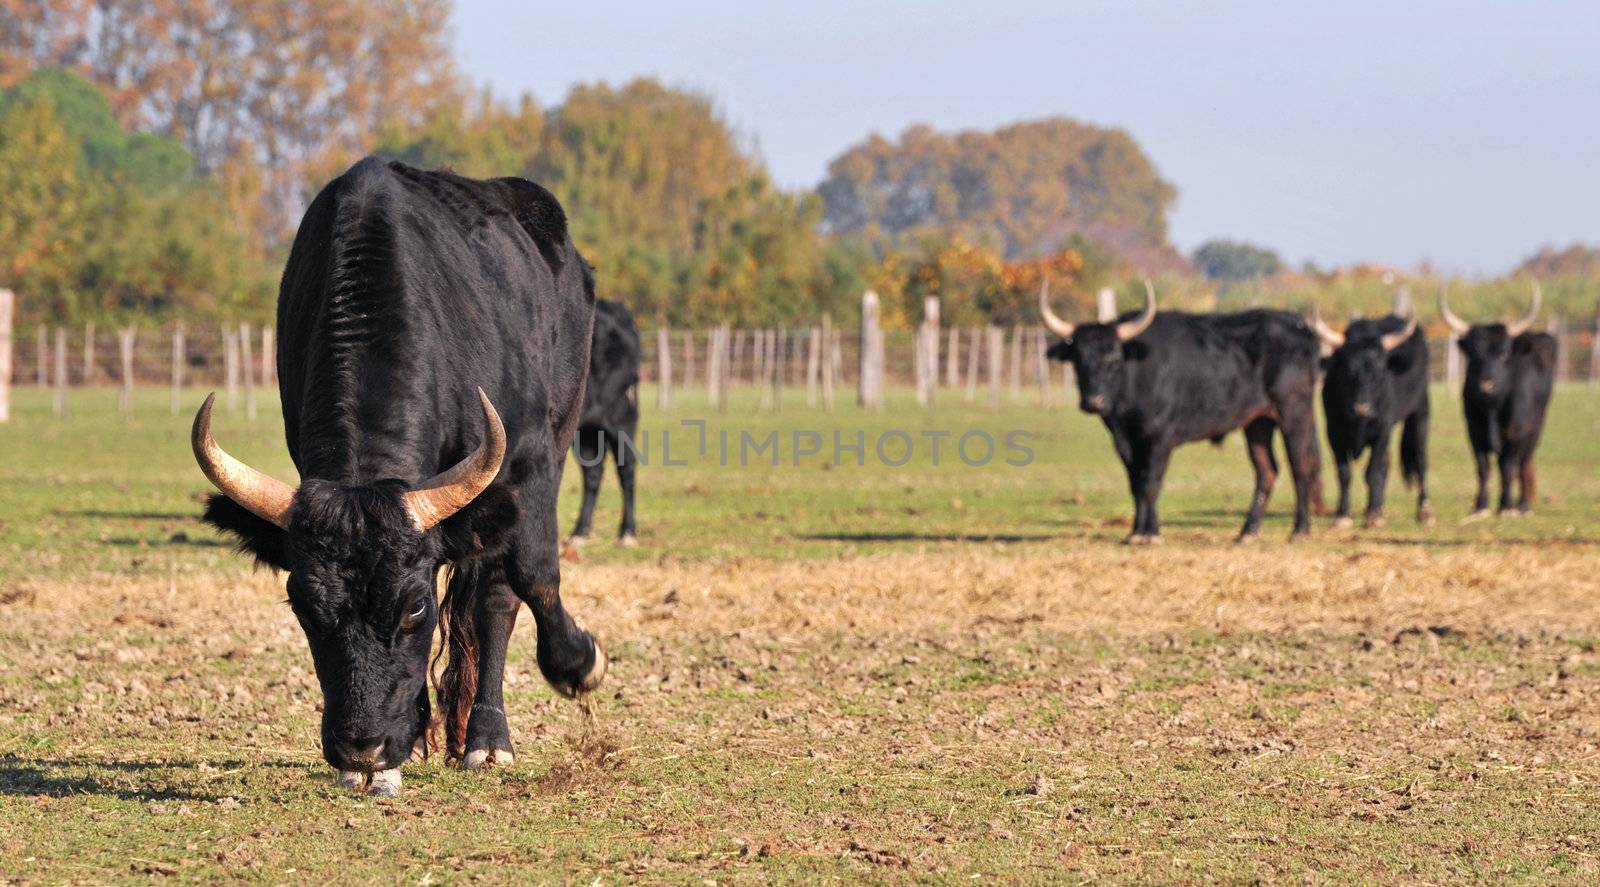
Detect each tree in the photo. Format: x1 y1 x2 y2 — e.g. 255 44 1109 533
0 91 89 318
818 118 1179 265
1191 239 1283 283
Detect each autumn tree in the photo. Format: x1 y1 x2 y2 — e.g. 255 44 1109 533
818 118 1180 269
1192 239 1284 284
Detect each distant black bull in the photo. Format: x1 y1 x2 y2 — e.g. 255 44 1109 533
1311 296 1432 528
193 158 606 796
568 299 642 547
1440 284 1555 517
1042 283 1323 543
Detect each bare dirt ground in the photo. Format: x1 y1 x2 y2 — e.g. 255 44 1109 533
5 539 1600 883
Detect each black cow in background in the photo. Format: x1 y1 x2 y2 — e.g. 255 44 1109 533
193 158 606 795
568 299 642 547
1041 282 1323 544
1311 294 1431 528
1440 283 1555 517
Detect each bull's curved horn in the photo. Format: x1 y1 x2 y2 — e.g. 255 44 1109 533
1438 287 1470 336
1115 279 1157 341
192 392 295 529
1380 313 1417 352
1309 304 1345 349
1038 280 1075 339
1507 280 1541 337
401 388 506 531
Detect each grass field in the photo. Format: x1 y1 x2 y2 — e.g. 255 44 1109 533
2 383 1600 883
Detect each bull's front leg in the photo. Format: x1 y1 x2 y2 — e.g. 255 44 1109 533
1128 445 1171 545
1238 418 1278 541
1332 452 1354 529
1362 432 1392 529
1497 448 1522 517
1467 450 1492 518
462 575 522 770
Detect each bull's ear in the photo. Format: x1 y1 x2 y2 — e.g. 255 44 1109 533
202 494 291 571
1046 340 1073 362
437 484 519 562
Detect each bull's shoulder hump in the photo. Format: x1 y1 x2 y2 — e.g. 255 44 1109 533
492 176 571 262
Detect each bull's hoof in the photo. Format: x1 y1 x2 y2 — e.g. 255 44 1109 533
1462 509 1491 523
1362 513 1386 530
410 737 427 764
1331 516 1354 530
1234 532 1259 545
565 534 590 549
1500 508 1527 520
1288 529 1311 541
367 768 402 797
548 636 608 699
336 770 368 792
463 748 516 771
1123 533 1162 546
1417 502 1436 526
618 533 638 548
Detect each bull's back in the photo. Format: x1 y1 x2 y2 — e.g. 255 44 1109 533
275 158 594 476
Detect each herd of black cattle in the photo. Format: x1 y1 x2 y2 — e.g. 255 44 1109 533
184 159 1559 795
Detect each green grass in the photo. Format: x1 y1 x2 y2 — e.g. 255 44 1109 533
2 384 1600 883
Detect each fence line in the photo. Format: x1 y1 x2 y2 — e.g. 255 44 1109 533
6 312 1600 418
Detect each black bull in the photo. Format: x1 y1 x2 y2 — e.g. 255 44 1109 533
1042 284 1323 543
568 298 643 546
193 157 606 794
1311 308 1433 528
1440 286 1556 516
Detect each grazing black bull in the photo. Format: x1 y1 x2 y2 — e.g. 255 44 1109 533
1041 282 1323 543
568 299 642 546
193 157 606 796
1439 284 1555 517
1311 298 1432 528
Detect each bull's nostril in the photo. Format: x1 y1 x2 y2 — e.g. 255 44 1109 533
336 737 387 768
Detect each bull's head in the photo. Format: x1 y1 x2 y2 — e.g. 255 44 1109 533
1440 282 1540 401
192 389 514 788
1310 296 1418 420
1039 279 1157 415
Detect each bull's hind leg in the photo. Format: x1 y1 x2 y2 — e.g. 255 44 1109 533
1496 449 1520 516
567 427 606 546
611 427 638 546
1238 418 1278 541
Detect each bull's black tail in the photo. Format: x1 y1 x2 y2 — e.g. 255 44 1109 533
1399 412 1425 489
430 562 479 762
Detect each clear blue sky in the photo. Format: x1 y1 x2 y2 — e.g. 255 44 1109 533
452 0 1598 275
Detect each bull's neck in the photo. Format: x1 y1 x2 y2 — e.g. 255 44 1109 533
292 322 435 487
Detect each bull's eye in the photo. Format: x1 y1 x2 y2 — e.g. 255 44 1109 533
399 599 429 634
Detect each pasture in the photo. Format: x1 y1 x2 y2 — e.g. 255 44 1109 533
3 384 1600 883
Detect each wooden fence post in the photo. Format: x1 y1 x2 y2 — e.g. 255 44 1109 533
917 297 939 406
820 314 835 412
37 325 47 388
858 291 883 408
82 321 96 387
1548 316 1571 382
171 325 185 415
1097 287 1117 322
805 324 820 406
964 327 980 403
1445 332 1461 388
986 326 1003 410
0 289 11 423
53 327 67 417
1035 327 1051 407
656 325 672 410
706 326 723 409
224 325 239 414
261 325 275 387
946 325 960 389
118 325 136 416
1008 325 1022 403
239 321 257 421
772 329 784 411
